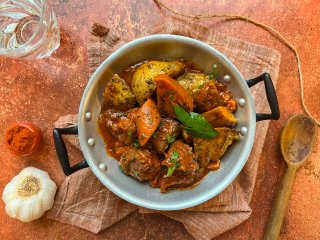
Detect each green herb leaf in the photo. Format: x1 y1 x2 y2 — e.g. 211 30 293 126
208 64 218 80
132 139 140 148
166 135 176 144
119 165 124 172
171 150 179 161
168 94 175 102
165 150 180 177
157 121 163 129
128 130 132 137
198 83 205 89
152 132 158 139
176 161 181 168
132 169 139 178
165 167 175 177
182 127 216 138
173 105 218 139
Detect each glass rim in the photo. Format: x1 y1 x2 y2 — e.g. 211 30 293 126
0 0 48 56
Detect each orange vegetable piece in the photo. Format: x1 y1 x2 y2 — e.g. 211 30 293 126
135 99 161 146
154 74 193 118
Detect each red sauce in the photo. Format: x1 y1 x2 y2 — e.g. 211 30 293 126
118 61 146 87
98 117 120 159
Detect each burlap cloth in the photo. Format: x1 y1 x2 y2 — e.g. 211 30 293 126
47 17 281 239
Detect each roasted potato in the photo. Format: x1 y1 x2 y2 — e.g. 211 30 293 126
176 72 210 97
193 127 240 168
131 60 186 105
103 74 136 111
202 106 237 128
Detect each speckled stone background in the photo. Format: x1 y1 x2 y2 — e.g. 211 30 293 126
0 0 319 239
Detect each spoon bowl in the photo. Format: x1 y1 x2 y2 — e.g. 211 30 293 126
281 114 317 166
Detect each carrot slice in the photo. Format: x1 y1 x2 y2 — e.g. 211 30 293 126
154 74 193 118
135 99 161 146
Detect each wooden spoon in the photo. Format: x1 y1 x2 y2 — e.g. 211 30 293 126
264 115 318 240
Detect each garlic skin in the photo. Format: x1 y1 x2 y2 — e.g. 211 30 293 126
2 167 57 223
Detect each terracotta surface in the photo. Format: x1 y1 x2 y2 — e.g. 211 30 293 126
0 0 319 239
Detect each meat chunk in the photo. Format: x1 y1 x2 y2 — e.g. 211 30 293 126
159 167 207 193
150 118 181 153
117 147 161 181
214 81 237 112
99 108 138 145
202 106 237 128
181 129 193 145
162 140 198 173
159 171 196 193
193 127 240 168
194 81 237 113
207 159 220 171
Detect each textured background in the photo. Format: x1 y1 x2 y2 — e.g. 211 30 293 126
0 0 319 239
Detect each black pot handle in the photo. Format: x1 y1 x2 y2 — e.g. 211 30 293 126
246 73 280 121
53 126 89 176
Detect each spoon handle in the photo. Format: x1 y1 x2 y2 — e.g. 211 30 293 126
263 166 297 240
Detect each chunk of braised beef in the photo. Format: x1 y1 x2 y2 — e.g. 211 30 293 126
117 147 161 181
160 171 196 193
162 140 198 173
194 81 237 113
99 108 138 145
215 81 237 112
150 118 181 154
181 129 193 145
159 167 207 193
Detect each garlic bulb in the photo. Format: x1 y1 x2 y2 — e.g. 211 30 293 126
2 167 57 222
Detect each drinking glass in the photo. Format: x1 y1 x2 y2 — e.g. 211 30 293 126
0 0 60 59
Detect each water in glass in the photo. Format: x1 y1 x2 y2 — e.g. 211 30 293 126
0 0 60 59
